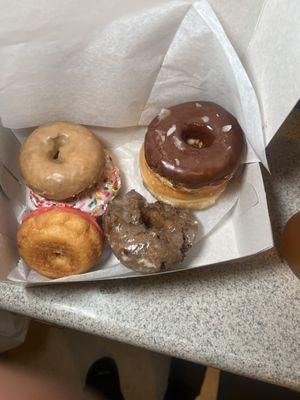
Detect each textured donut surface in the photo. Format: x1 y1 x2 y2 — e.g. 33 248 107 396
104 190 198 273
17 207 104 278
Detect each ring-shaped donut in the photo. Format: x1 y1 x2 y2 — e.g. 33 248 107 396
144 102 245 189
20 122 105 200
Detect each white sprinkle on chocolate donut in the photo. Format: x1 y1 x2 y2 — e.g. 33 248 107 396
158 108 170 120
162 160 176 170
173 136 185 150
166 124 176 136
222 125 232 132
155 129 166 142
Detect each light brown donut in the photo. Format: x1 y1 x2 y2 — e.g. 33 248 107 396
20 122 105 201
17 207 104 278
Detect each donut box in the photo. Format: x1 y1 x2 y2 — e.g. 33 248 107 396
0 0 298 285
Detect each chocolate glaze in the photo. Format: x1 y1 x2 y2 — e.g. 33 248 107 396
104 190 198 273
144 102 245 189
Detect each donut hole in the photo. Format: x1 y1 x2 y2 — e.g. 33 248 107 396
53 150 60 160
183 124 214 149
49 145 61 161
49 250 70 267
53 250 65 260
141 206 164 229
49 135 67 162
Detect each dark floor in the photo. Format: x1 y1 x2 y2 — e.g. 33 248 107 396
2 321 299 400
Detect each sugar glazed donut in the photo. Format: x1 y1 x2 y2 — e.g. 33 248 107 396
104 190 198 273
140 102 245 209
20 122 105 201
17 207 104 278
26 150 121 218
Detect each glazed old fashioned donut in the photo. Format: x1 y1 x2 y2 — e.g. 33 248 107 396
104 190 198 273
20 122 105 201
140 102 245 209
17 207 104 278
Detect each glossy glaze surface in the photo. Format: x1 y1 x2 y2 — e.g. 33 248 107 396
144 102 245 188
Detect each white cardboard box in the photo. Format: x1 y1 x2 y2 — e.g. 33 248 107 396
0 0 299 284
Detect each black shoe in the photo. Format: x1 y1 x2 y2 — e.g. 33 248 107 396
85 357 124 400
164 358 206 400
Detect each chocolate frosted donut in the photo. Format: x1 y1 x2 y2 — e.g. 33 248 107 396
144 102 245 189
104 190 198 273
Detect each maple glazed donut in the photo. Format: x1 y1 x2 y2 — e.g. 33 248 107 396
17 207 104 278
26 150 121 218
140 102 245 209
20 122 105 201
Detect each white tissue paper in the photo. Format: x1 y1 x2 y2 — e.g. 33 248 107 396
0 310 29 353
1 0 298 284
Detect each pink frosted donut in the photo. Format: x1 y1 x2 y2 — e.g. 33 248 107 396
26 151 121 218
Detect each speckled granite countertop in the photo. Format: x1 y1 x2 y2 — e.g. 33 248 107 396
0 110 299 390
